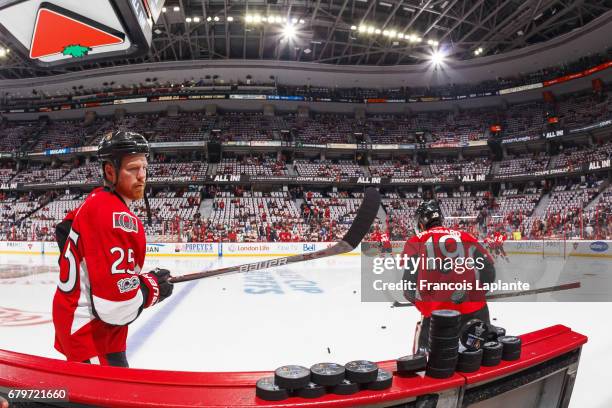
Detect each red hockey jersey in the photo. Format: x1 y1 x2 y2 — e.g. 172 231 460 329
401 226 493 317
52 187 146 362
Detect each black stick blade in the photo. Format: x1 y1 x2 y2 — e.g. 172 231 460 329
341 187 381 249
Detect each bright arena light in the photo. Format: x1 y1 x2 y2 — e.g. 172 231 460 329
0 48 6 58
430 50 445 65
227 16 234 22
282 23 297 40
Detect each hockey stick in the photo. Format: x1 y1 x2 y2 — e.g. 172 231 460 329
391 281 581 307
169 187 381 284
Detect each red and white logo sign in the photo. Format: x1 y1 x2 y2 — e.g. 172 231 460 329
113 212 139 233
29 4 125 60
0 0 132 63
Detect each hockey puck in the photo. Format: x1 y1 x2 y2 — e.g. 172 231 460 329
256 377 289 401
330 379 360 395
482 342 503 366
310 363 345 386
429 335 460 349
502 350 522 361
458 348 483 366
365 369 393 391
396 353 427 373
296 382 326 399
499 336 522 354
274 365 311 389
430 323 461 338
460 319 488 351
485 325 506 342
428 345 459 360
345 360 379 384
456 359 480 373
431 310 461 326
427 355 458 370
425 365 455 379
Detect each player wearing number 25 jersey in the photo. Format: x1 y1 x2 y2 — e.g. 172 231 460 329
52 131 174 367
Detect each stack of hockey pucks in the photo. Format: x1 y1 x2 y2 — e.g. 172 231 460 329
308 362 345 397
426 310 462 378
335 360 391 394
256 361 393 401
499 336 522 361
481 341 504 366
485 324 506 341
396 352 427 375
456 318 488 373
256 365 311 401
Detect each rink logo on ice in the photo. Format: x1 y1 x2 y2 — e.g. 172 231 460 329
113 212 138 233
590 241 609 252
117 276 140 293
243 270 323 294
0 307 51 326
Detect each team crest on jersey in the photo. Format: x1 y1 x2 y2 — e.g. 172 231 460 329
117 276 140 293
113 212 138 233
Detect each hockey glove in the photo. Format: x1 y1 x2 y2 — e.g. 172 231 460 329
139 268 174 308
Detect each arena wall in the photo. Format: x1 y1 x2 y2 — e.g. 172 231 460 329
0 241 610 258
0 324 587 407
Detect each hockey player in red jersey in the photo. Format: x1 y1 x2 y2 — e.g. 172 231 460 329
52 131 174 367
484 228 510 262
401 200 496 352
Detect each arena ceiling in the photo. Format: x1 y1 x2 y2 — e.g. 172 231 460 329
0 0 610 79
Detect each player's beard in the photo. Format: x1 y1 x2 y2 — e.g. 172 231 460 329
130 183 146 200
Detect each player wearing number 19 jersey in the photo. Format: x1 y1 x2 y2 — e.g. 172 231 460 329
401 200 496 351
52 131 174 366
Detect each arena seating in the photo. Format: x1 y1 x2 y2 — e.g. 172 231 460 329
369 160 423 177
0 121 43 152
11 164 71 184
148 162 209 181
151 113 210 142
32 119 92 151
218 157 287 176
497 153 549 176
294 114 357 144
295 160 365 178
551 141 612 169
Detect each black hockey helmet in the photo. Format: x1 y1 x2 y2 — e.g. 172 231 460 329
415 199 444 232
98 130 149 182
98 130 152 225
